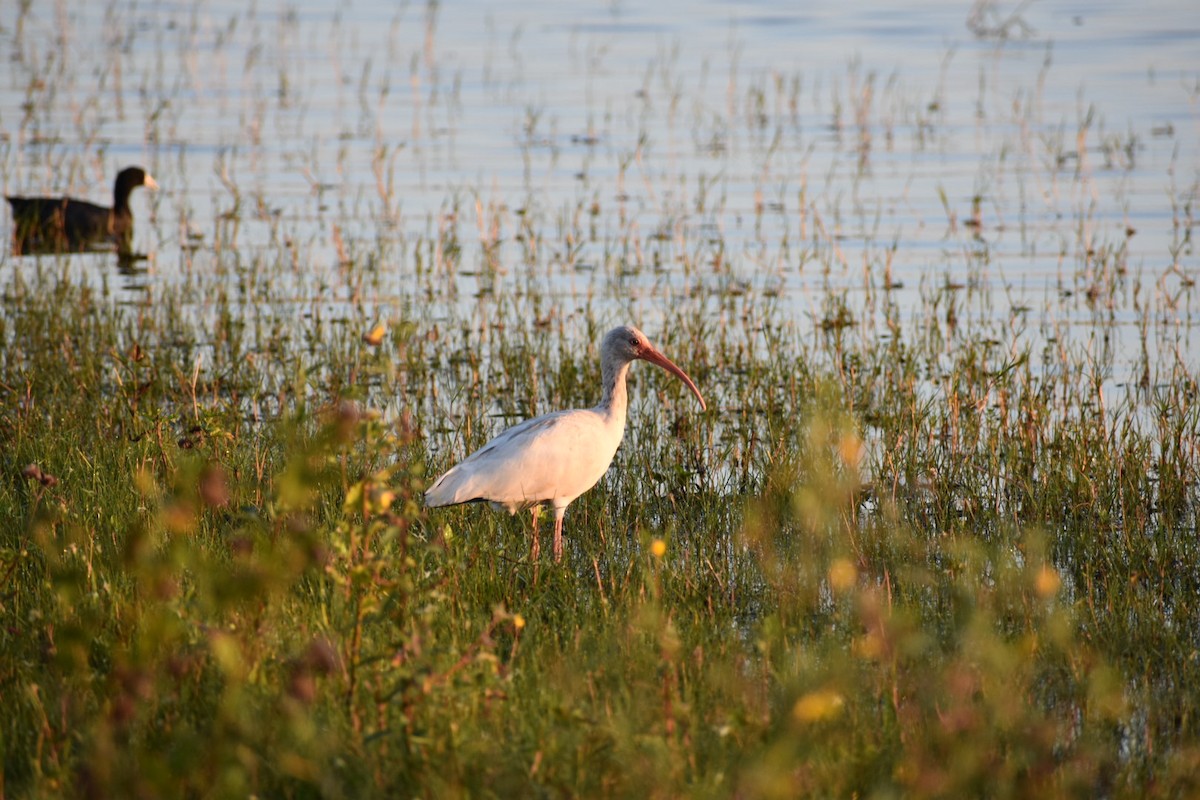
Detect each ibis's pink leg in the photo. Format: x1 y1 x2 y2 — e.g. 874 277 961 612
529 507 541 562
552 510 565 562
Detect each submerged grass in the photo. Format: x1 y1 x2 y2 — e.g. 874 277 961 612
2 253 1198 797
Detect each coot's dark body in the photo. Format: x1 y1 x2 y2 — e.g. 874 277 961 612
6 166 158 255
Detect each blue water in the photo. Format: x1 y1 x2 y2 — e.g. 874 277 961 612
1 0 1196 385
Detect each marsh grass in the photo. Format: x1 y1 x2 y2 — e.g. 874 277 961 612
3 1 1200 797
2 248 1198 797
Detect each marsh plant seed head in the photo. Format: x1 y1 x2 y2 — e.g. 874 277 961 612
837 432 865 471
650 539 667 559
513 614 526 630
20 462 59 487
852 632 885 661
1036 565 1062 598
829 558 858 593
199 464 230 508
793 689 845 723
363 322 387 346
373 489 397 511
304 638 339 675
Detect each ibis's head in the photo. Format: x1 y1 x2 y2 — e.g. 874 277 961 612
602 325 707 411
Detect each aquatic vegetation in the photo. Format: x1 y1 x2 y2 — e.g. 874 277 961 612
2 244 1198 795
1 0 1198 797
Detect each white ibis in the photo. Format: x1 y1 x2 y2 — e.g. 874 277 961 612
425 325 706 562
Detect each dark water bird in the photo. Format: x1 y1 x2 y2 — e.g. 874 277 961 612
6 166 158 255
425 325 706 563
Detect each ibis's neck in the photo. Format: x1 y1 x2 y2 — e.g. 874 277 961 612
596 360 631 424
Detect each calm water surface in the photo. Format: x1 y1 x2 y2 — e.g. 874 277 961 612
1 0 1197 386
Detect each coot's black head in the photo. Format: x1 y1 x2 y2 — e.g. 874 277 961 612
112 167 158 211
115 166 158 193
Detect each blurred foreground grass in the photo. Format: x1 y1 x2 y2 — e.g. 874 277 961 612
1 265 1198 798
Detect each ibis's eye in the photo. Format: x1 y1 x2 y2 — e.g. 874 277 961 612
629 337 639 348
